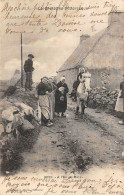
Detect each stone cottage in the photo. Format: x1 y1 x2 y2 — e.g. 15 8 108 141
57 12 124 92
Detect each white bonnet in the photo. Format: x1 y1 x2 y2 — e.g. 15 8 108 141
61 76 65 81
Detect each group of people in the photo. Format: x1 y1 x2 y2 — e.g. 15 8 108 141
24 54 69 127
23 54 92 126
37 76 69 127
24 54 124 126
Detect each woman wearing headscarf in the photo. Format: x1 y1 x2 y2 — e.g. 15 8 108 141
55 76 69 117
115 75 124 125
37 77 53 127
77 67 86 82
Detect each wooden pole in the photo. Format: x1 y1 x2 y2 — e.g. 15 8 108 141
21 33 23 87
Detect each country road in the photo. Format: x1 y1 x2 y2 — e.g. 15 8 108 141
1 98 124 195
19 100 124 175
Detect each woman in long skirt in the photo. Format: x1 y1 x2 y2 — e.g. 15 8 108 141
37 77 53 127
55 76 69 117
115 75 124 125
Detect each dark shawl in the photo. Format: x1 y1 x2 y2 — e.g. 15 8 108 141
55 81 69 113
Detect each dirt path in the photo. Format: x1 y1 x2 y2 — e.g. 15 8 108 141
19 118 75 174
19 99 124 175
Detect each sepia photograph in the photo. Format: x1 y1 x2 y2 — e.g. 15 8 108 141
0 0 124 194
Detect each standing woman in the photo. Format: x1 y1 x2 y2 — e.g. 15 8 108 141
37 77 53 127
115 75 124 125
55 76 69 117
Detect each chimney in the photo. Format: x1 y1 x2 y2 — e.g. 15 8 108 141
108 12 124 25
80 34 90 43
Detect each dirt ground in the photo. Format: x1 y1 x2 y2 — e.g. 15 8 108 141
19 98 124 175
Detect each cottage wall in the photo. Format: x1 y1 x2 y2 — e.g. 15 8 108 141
57 69 78 92
90 68 122 90
57 67 122 92
57 12 124 92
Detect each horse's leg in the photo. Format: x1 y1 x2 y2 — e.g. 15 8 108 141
81 101 85 115
75 97 80 119
75 105 79 120
75 106 79 114
76 97 80 114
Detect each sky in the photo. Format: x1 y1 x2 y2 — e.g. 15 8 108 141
0 33 80 82
0 0 124 82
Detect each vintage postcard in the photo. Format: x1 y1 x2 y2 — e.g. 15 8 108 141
0 0 124 194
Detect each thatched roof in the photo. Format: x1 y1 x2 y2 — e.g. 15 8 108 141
84 22 124 70
58 12 124 73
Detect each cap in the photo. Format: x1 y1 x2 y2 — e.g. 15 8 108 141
41 76 49 81
28 54 34 58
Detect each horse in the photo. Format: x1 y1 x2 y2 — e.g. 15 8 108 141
75 75 89 118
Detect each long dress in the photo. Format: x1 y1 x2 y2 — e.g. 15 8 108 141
115 91 124 112
115 81 124 113
55 81 69 113
37 82 52 121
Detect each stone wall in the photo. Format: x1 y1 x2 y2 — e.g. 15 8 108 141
88 87 119 111
0 88 39 175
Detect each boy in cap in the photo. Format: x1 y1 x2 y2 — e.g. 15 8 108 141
24 54 34 91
